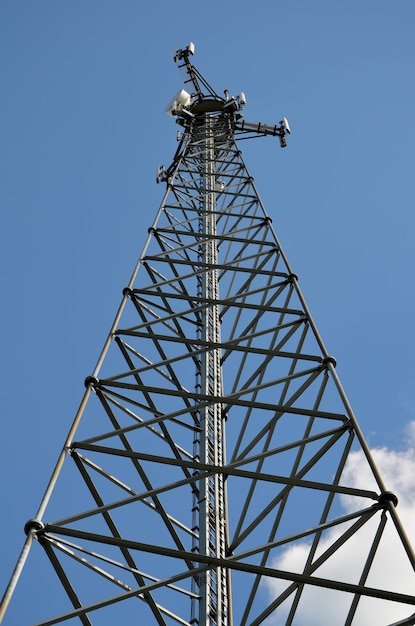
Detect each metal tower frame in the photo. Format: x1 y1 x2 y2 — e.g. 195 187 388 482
2 43 415 626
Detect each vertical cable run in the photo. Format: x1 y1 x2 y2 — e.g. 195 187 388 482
191 112 229 626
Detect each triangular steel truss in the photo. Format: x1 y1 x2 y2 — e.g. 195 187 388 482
2 43 415 626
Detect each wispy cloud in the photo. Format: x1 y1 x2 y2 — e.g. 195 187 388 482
264 422 415 626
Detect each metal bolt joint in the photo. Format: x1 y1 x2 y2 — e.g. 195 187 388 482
84 375 99 389
24 519 45 537
378 490 399 508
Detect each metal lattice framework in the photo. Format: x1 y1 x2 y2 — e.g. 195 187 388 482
2 43 415 626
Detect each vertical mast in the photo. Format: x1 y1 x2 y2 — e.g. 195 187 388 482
172 45 231 623
196 112 228 626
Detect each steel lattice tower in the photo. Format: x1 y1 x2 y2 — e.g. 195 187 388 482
2 43 415 626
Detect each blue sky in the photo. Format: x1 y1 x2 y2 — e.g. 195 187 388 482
1 2 415 624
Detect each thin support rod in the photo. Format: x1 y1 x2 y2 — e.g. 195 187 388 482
0 534 33 623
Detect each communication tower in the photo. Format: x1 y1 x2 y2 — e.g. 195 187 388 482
2 43 415 626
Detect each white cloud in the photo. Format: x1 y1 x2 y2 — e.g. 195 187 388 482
264 422 415 626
